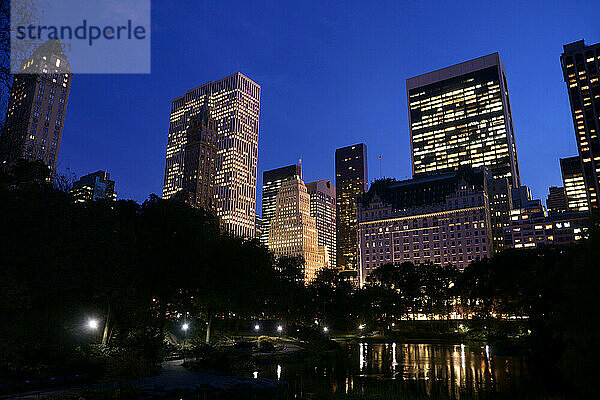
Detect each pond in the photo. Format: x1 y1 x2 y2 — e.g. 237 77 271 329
247 342 555 399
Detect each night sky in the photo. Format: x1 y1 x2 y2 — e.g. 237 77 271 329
57 0 600 212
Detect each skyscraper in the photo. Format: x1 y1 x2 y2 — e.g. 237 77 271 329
162 73 261 238
269 176 328 284
560 156 589 211
181 98 218 210
407 53 520 187
260 164 302 247
335 143 368 270
70 171 116 203
561 40 600 213
407 53 521 253
0 40 72 177
546 186 569 213
306 180 336 269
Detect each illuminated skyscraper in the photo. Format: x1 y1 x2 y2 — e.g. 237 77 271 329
306 180 336 269
561 40 600 212
407 53 520 252
162 73 261 237
70 170 116 203
407 53 520 186
560 156 589 211
260 164 302 247
181 98 218 210
335 143 368 270
269 176 328 284
0 40 72 177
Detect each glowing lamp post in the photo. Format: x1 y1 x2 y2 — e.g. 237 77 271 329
87 318 99 330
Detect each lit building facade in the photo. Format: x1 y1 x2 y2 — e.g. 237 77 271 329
335 143 368 270
546 186 569 213
561 40 600 213
260 164 302 247
181 99 218 210
70 171 116 203
504 206 589 249
269 176 328 284
487 177 513 253
560 156 589 211
357 167 493 285
306 180 337 269
162 73 260 238
407 53 520 187
0 40 72 177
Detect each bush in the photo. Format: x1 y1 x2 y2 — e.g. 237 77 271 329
257 336 275 352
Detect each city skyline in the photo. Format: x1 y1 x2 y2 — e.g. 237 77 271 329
43 2 598 213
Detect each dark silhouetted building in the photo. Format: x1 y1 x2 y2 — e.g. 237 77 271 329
561 40 600 213
71 171 116 203
182 98 218 210
0 40 72 178
260 164 302 248
336 143 368 271
546 186 569 213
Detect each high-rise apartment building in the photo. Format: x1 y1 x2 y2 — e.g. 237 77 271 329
407 53 520 187
335 143 368 270
0 40 72 177
269 176 328 284
357 167 493 285
546 186 569 213
70 171 116 203
162 73 260 237
306 180 337 269
561 40 600 213
560 156 589 211
181 98 218 210
260 164 302 247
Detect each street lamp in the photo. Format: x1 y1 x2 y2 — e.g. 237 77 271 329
323 327 328 333
358 324 365 330
182 322 189 332
87 318 99 330
277 325 283 333
254 324 260 332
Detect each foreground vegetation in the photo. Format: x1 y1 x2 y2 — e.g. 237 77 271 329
0 161 599 397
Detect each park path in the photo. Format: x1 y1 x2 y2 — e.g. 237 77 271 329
1 359 280 399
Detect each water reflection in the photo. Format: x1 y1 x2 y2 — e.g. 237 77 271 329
251 342 534 399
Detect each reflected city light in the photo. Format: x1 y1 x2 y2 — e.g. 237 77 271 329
277 364 282 380
253 371 258 379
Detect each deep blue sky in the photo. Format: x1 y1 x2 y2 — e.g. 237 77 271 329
58 0 600 212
